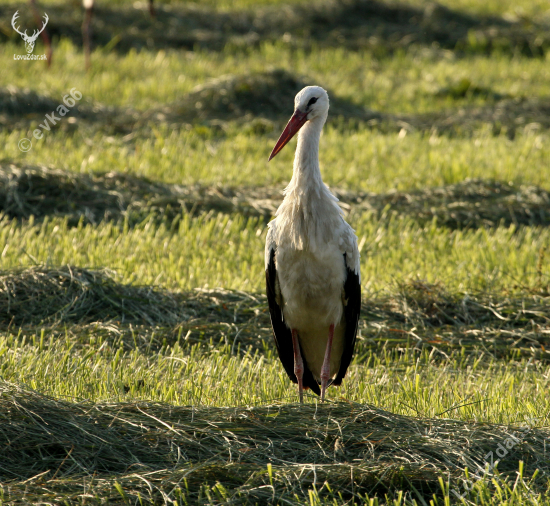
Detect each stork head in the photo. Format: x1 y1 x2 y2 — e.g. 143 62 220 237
269 86 329 161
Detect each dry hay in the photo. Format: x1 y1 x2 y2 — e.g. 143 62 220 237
281 0 550 57
413 97 550 138
0 162 278 226
0 265 183 328
2 163 550 230
0 265 269 352
1 381 549 504
354 96 550 137
0 265 269 355
1 0 548 56
1 163 135 225
152 70 372 126
353 179 550 229
157 70 308 124
154 71 550 136
375 280 550 361
1 266 550 361
3 67 550 135
0 70 372 134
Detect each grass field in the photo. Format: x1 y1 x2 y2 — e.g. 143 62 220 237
1 0 550 504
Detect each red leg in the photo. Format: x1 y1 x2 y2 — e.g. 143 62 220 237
320 324 335 401
291 329 304 403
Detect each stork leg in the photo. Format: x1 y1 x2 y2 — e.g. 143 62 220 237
291 329 304 403
82 4 93 71
320 323 335 401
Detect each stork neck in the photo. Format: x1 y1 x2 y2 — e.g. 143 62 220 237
289 118 324 193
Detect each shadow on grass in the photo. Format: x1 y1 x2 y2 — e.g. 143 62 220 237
2 163 550 230
1 382 549 504
1 0 548 56
1 266 549 361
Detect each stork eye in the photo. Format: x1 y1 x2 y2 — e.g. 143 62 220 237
307 97 318 107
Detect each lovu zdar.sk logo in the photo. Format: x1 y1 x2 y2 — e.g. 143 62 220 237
12 10 48 60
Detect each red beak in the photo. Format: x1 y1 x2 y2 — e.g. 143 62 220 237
268 109 309 161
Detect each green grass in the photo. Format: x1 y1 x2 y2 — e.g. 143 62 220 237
2 40 550 190
1 212 549 293
1 332 548 423
1 327 549 504
3 40 550 114
3 125 550 191
2 0 550 502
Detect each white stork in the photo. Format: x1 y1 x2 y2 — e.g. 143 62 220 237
265 86 361 402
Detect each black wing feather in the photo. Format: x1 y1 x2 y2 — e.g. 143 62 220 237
265 248 320 396
332 253 361 386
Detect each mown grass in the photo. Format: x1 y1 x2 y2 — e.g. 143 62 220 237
1 327 549 421
2 127 550 190
2 0 550 503
1 210 550 293
1 328 549 504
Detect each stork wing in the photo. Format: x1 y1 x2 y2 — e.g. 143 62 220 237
332 253 361 386
265 247 321 395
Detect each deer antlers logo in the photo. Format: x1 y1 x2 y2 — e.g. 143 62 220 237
11 10 49 54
